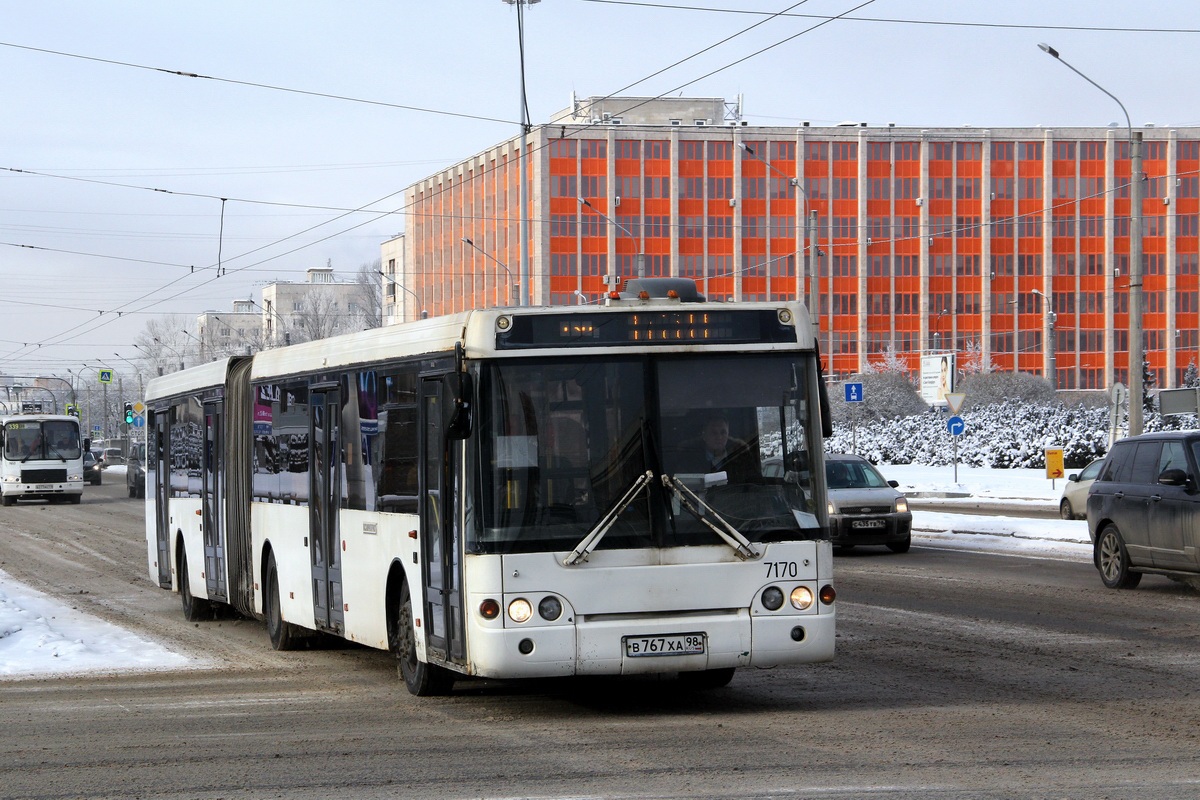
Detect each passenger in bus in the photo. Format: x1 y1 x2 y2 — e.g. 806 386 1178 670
680 413 761 483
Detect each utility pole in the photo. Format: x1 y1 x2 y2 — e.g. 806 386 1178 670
1129 131 1145 435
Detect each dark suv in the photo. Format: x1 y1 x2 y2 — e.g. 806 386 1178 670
126 442 147 498
1087 431 1200 589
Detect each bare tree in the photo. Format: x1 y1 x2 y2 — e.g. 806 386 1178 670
134 315 190 375
292 289 341 344
353 258 383 330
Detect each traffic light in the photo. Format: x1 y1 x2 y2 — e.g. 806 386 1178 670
124 402 134 425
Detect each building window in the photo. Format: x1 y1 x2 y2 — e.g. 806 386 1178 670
956 142 981 160
645 140 670 159
707 141 732 160
580 140 606 159
615 140 640 159
1080 141 1104 160
680 140 703 160
1019 142 1043 160
831 142 857 161
992 141 1014 161
929 142 952 160
770 141 795 160
548 139 577 158
1053 141 1076 160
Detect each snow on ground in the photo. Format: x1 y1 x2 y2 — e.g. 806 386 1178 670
0 464 1088 680
0 568 193 680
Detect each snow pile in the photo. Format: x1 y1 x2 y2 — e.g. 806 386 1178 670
0 570 192 679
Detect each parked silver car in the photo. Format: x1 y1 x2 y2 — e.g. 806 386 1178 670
1087 432 1200 589
824 453 912 553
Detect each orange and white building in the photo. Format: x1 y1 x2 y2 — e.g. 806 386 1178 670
391 96 1200 391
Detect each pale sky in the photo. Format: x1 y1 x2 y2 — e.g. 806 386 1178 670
2 1 1197 382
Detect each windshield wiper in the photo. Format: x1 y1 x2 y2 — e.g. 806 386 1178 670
563 470 654 566
661 474 760 560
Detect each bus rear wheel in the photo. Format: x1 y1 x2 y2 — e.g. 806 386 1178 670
179 549 212 622
393 583 453 696
265 554 302 651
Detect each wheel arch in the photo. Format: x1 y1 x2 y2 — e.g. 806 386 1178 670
384 559 413 650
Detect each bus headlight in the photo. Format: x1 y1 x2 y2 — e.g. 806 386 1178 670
761 586 785 611
790 586 814 610
538 596 563 621
508 598 533 623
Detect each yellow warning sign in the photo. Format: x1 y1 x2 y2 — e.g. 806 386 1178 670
1045 448 1065 480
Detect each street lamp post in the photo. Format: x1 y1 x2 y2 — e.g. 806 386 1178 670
738 142 821 340
461 237 515 305
377 271 427 320
248 299 291 346
1038 42 1143 434
180 329 206 361
153 338 185 373
578 197 642 295
1031 289 1057 386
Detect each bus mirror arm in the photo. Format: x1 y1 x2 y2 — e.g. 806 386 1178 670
442 373 474 440
661 474 760 560
564 470 654 566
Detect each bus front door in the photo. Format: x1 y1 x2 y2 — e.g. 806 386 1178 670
202 402 227 602
153 412 171 588
309 387 344 634
420 377 466 664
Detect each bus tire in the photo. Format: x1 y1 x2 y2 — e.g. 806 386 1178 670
179 549 212 621
678 667 736 689
69 494 82 505
265 554 302 651
2 495 14 507
393 582 453 696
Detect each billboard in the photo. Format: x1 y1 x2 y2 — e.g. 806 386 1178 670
920 353 955 406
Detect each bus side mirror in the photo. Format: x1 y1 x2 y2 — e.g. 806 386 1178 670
84 438 92 453
442 373 474 440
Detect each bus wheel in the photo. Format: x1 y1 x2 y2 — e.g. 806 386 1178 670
393 583 453 696
678 667 736 689
179 550 212 622
1 495 14 507
265 554 301 651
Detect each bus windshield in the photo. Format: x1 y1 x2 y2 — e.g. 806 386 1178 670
3 420 82 462
473 353 824 555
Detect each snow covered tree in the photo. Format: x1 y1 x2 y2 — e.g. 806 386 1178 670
957 370 1055 410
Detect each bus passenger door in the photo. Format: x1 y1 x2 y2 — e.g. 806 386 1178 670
153 411 171 588
309 387 344 633
202 402 227 602
420 377 465 663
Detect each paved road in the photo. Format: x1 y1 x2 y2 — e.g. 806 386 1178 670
2 480 1199 799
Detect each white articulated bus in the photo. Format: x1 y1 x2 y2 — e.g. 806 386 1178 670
1 414 86 505
145 280 836 694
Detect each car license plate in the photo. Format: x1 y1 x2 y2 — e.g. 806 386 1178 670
624 633 706 658
851 519 886 529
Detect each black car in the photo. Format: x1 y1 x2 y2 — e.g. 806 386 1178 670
1087 431 1200 589
83 451 102 486
126 442 147 498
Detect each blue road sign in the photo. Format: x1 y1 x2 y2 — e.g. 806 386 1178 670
132 415 146 429
98 369 114 384
844 382 864 403
947 415 966 436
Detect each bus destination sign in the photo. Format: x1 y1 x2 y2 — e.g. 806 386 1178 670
497 309 797 349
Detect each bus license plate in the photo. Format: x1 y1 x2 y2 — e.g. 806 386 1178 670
851 519 885 529
624 633 705 658
35 484 52 491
